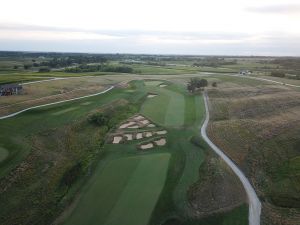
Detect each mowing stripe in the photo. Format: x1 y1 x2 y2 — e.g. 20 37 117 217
184 95 196 126
64 153 170 225
104 153 170 225
164 89 185 127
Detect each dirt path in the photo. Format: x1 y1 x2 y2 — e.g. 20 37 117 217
0 86 114 120
200 91 261 225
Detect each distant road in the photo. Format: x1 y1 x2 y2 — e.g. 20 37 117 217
229 74 300 88
0 86 114 120
200 92 261 225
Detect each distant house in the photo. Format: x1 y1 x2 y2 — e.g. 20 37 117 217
0 84 23 96
239 70 252 75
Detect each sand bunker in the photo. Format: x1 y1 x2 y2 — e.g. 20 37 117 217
147 94 157 98
145 132 153 137
156 130 167 135
113 136 122 144
140 119 149 125
119 121 136 129
136 133 143 139
127 125 139 129
147 124 156 128
154 138 167 146
124 134 133 141
140 143 154 149
159 84 167 87
133 115 145 120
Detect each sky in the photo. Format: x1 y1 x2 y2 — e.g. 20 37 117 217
0 0 300 55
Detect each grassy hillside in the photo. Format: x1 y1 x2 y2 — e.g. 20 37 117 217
206 76 300 224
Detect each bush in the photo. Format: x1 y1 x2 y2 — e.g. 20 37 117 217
271 71 285 77
212 82 217 87
60 163 82 188
39 67 50 72
88 113 110 126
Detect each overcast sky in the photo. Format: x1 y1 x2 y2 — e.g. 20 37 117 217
1 0 300 55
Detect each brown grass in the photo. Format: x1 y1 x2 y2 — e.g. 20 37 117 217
207 81 300 225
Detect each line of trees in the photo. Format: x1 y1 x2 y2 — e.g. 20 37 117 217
64 64 134 73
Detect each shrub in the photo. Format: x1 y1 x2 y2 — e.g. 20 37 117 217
271 71 285 77
60 163 82 188
88 113 110 126
39 67 50 72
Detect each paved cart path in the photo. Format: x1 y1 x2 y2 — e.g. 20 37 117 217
0 86 114 120
200 91 261 225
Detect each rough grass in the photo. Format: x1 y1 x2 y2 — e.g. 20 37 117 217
207 77 300 224
0 147 8 162
0 81 146 225
0 83 145 178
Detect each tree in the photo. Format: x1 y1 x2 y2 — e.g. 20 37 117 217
187 78 208 93
199 79 208 88
271 71 285 78
212 82 217 87
23 64 32 70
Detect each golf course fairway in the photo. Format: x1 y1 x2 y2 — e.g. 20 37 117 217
64 153 170 225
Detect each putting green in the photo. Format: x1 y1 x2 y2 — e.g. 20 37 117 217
0 147 8 162
64 153 170 225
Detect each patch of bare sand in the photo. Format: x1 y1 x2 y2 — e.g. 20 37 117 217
156 130 167 135
144 132 153 137
140 143 154 149
113 136 122 144
140 119 149 125
136 133 143 139
133 115 145 120
154 138 166 146
119 121 136 129
147 94 157 98
124 134 133 141
127 125 139 129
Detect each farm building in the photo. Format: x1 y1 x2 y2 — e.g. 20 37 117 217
0 84 23 96
239 70 252 75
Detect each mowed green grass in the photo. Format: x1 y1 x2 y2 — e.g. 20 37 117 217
141 82 186 127
64 153 170 225
141 81 204 128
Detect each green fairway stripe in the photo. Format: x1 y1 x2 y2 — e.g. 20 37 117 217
184 95 196 126
141 83 185 127
141 92 170 124
64 154 170 225
64 156 141 225
164 89 185 127
104 153 170 225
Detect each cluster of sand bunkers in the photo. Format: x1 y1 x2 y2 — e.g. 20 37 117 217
109 114 167 150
